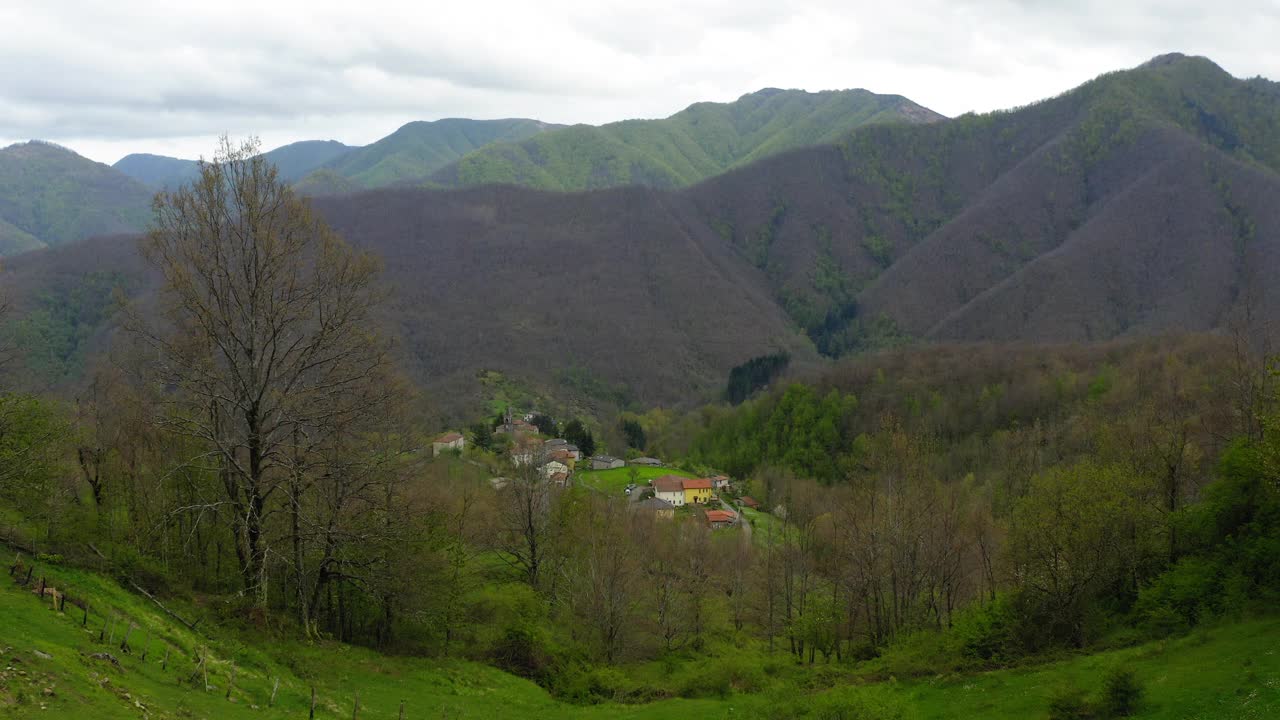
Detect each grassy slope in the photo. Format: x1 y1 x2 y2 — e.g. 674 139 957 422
441 89 944 192
576 466 695 495
2 560 1277 718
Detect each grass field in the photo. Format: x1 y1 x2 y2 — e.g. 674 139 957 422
575 466 695 495
3 557 1278 719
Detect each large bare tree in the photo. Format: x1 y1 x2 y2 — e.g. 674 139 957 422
132 137 392 601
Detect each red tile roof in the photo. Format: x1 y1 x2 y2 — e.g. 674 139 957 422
705 510 737 524
436 432 463 443
652 475 686 493
740 496 760 508
683 478 713 490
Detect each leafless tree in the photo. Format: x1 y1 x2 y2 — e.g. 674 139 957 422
129 136 392 602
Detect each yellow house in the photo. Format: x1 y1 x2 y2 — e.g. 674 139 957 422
682 477 713 505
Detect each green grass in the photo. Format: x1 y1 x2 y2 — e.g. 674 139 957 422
3 557 1277 719
902 619 1280 719
576 466 695 495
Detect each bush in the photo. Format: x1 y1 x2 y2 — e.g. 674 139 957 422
1047 687 1095 720
1135 556 1222 635
679 657 767 698
1100 668 1143 717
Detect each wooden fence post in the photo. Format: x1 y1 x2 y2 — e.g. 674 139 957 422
309 686 317 720
226 663 235 700
399 700 406 719
352 690 360 719
269 677 279 707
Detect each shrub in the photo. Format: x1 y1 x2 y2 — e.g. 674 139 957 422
1100 668 1144 717
1047 686 1095 720
679 657 767 698
1135 556 1222 634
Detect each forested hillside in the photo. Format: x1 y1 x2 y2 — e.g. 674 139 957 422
4 54 1280 420
295 118 563 191
3 99 1280 720
0 142 152 256
429 88 943 191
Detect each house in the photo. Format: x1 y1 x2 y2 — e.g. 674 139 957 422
652 475 687 507
705 509 737 529
545 438 568 448
635 497 675 520
739 496 761 510
548 448 577 471
683 478 713 505
541 460 570 479
630 457 663 467
432 432 465 456
563 444 582 461
591 455 625 470
510 438 543 466
710 475 732 491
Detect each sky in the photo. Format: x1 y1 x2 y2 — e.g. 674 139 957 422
2 0 1279 165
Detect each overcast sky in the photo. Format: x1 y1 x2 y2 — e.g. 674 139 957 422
3 0 1278 165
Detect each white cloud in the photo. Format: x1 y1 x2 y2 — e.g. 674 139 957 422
1 0 1277 164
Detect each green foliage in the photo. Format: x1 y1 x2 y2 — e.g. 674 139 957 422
691 383 858 482
471 421 495 451
1047 687 1095 720
561 419 597 457
443 89 941 192
303 118 558 189
619 418 647 451
3 270 128 383
0 393 68 508
1100 668 1144 717
725 352 790 404
0 141 152 255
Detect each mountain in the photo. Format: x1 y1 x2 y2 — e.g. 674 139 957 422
686 53 1280 352
115 139 356 188
294 118 563 193
6 54 1280 418
111 153 200 190
0 141 153 256
425 88 944 191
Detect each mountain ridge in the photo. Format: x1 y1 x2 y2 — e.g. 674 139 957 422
5 54 1280 420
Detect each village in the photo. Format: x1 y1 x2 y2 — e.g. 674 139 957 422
431 410 765 532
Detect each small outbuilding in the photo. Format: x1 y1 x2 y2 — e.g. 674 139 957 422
591 455 626 470
433 432 465 456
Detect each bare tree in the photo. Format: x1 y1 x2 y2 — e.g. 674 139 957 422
495 456 558 587
129 136 392 602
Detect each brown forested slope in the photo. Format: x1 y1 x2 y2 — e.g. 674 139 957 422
4 54 1280 419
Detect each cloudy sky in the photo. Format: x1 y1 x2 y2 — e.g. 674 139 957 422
3 0 1278 164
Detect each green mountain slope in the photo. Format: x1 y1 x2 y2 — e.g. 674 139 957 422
115 139 356 188
0 141 152 256
296 118 563 191
429 88 944 191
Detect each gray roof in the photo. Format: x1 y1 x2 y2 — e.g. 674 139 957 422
592 455 618 462
630 457 663 465
637 498 674 511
